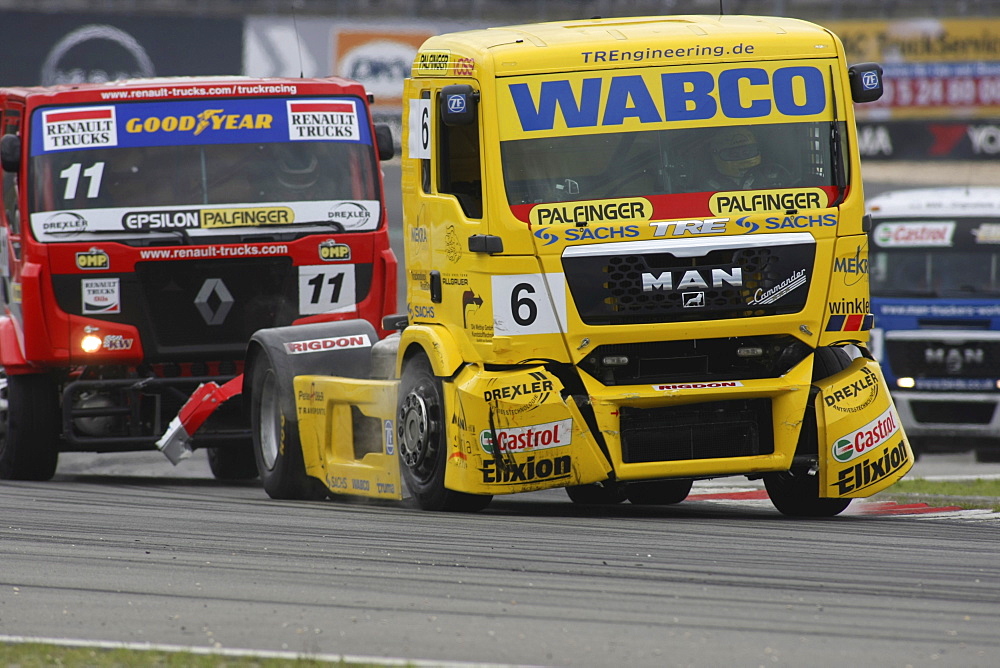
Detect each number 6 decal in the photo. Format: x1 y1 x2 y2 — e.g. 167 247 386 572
492 273 566 335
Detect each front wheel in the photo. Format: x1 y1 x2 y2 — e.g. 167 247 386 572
763 470 851 517
249 353 326 500
626 479 693 505
0 372 60 481
207 443 260 481
397 354 491 512
764 346 854 518
565 482 627 505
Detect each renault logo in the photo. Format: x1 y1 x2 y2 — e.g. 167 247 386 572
195 278 234 325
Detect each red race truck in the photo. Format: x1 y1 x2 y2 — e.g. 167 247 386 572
0 76 397 480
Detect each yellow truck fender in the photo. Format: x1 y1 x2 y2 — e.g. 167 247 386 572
815 356 914 498
396 323 466 379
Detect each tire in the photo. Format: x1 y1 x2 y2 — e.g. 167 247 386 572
975 448 1000 463
626 478 693 505
249 353 326 500
207 443 260 481
764 470 851 517
0 372 60 481
397 354 491 512
565 483 627 505
764 346 854 518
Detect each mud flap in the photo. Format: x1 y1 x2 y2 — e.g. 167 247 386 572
442 365 612 495
294 375 404 500
816 358 914 498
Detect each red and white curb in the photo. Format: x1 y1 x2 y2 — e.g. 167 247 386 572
688 486 1000 521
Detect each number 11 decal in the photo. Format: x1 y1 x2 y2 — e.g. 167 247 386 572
298 265 357 314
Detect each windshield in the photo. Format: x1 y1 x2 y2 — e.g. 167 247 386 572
28 96 381 243
502 121 842 205
870 219 1000 297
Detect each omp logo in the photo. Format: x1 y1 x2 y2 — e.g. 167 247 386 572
508 65 826 131
832 406 900 463
319 241 351 261
201 207 293 228
124 109 274 135
530 198 650 226
76 249 109 270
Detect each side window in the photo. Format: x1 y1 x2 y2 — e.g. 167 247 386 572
1 108 21 236
437 89 482 219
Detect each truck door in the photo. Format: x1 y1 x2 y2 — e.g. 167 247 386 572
403 80 487 323
0 103 24 327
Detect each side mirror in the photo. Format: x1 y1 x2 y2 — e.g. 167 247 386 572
848 62 884 104
439 84 478 126
374 123 395 161
1 134 21 173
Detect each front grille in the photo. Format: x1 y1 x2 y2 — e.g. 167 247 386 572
580 336 810 386
562 237 815 325
886 338 1000 379
620 399 773 463
53 257 373 361
911 400 997 425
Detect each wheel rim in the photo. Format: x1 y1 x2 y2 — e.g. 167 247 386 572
397 385 439 483
258 371 281 471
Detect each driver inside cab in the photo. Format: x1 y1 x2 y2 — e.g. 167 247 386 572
705 126 791 191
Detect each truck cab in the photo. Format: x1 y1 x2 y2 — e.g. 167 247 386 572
0 76 397 480
867 186 1000 462
248 16 913 517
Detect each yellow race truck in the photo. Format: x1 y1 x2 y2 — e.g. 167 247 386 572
242 15 913 516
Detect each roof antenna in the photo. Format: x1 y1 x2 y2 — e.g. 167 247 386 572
719 0 725 16
291 2 304 78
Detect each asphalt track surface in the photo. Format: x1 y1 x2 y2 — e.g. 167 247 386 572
5 165 1000 666
2 451 998 667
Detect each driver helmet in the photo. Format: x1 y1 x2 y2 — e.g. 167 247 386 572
710 127 761 178
275 145 320 190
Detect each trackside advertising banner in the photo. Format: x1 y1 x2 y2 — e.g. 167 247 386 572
30 97 372 156
496 59 836 140
824 18 1000 121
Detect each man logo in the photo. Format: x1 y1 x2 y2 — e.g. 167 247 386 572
683 292 705 307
